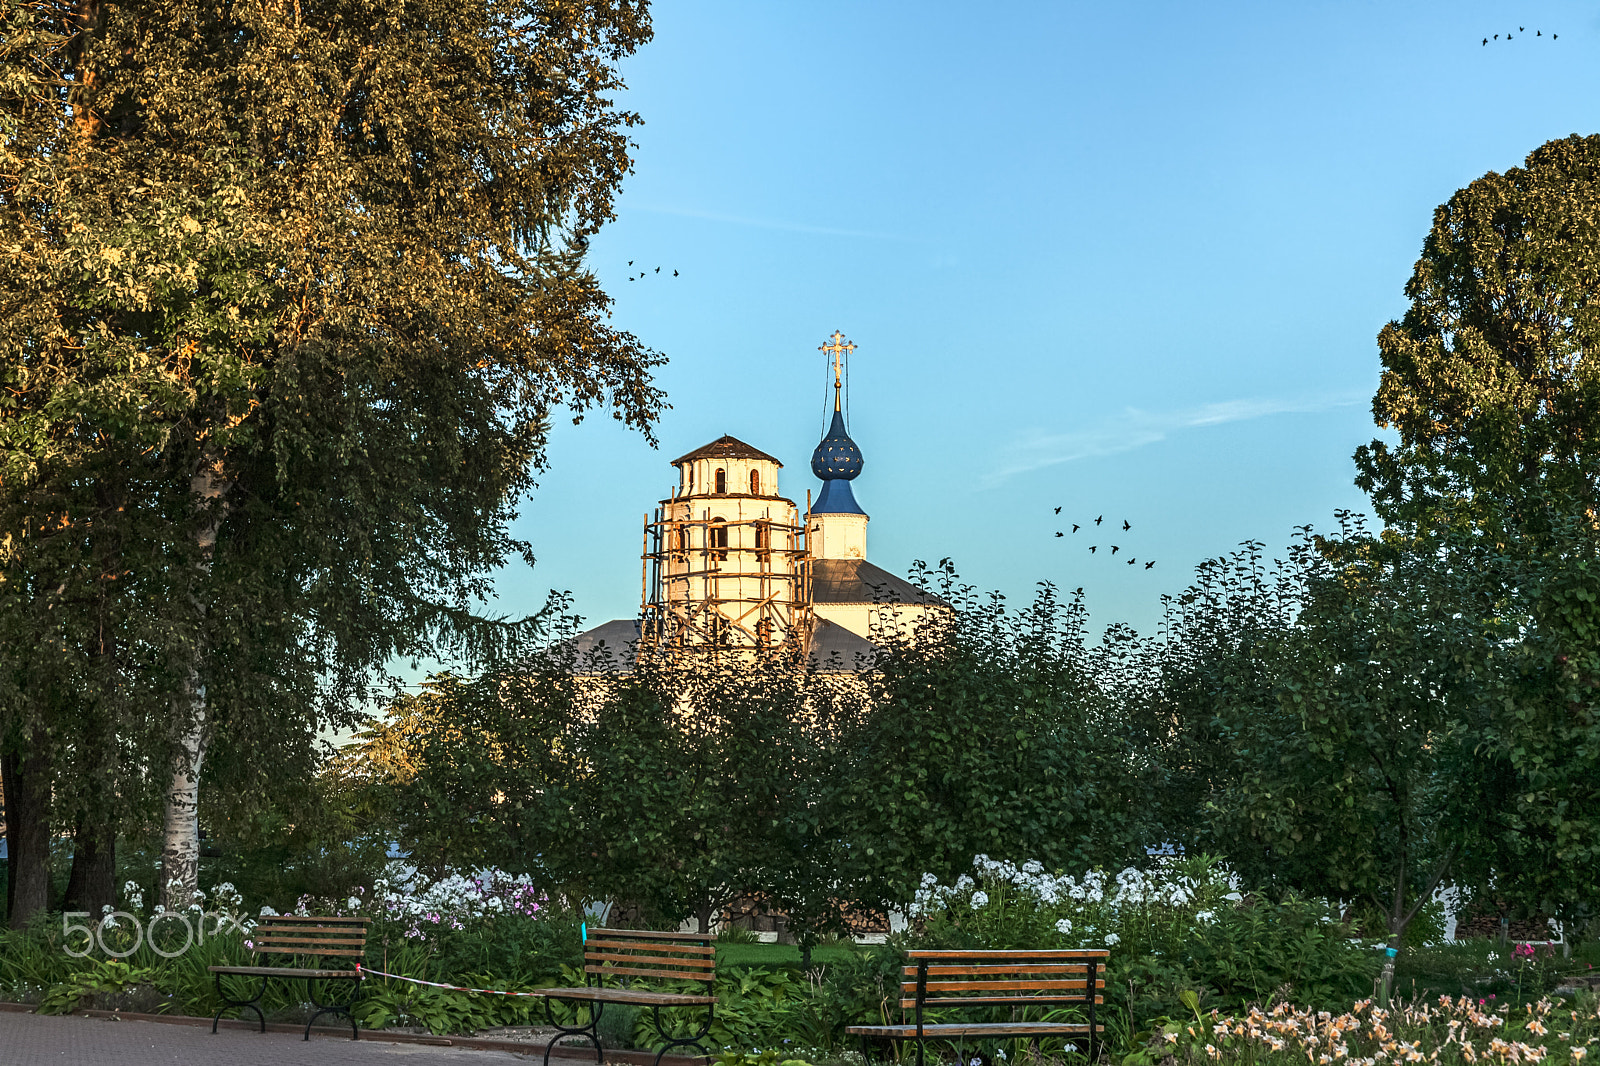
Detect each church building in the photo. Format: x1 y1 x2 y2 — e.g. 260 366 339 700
571 332 943 670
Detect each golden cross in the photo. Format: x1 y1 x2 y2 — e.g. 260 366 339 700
818 330 856 409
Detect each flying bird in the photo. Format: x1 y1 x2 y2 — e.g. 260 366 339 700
1145 561 1155 569
1111 545 1120 555
655 267 661 273
1122 520 1131 531
1094 515 1103 525
1554 34 1559 39
1520 26 1524 31
1483 38 1487 44
1089 545 1097 553
1072 524 1080 533
628 260 634 266
673 269 680 276
1054 506 1062 514
1055 531 1064 538
1127 558 1136 566
1537 30 1541 36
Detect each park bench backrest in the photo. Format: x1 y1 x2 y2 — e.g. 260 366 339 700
252 915 370 964
900 949 1108 1012
584 927 716 988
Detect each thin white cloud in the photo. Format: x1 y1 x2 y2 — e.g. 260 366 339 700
629 203 909 241
984 392 1367 486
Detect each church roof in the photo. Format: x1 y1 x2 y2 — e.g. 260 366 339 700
807 617 879 671
671 435 783 467
811 559 946 606
564 618 640 673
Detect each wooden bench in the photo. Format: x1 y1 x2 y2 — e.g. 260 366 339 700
535 927 716 1066
846 948 1109 1065
208 914 368 1040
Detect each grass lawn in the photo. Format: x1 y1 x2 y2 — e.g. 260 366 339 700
714 941 866 969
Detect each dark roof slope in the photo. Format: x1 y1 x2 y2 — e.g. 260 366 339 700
671 435 783 467
810 559 946 606
806 617 879 672
565 618 640 673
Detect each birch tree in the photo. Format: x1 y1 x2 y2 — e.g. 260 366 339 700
0 0 663 912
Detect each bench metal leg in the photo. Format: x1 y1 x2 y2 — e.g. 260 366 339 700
211 972 268 1034
647 1000 714 1066
303 976 360 1040
543 996 604 1066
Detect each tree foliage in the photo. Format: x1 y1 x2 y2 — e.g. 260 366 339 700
0 0 663 919
1356 134 1600 542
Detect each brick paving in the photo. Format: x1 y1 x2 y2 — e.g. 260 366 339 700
0 1010 534 1066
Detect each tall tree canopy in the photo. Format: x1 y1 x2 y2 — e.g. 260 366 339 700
1356 134 1600 541
0 0 662 920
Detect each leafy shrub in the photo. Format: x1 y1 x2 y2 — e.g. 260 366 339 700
907 854 1382 1024
36 959 154 1015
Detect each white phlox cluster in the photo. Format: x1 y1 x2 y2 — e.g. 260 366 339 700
372 866 547 941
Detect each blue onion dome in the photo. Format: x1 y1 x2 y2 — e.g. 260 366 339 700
811 408 863 481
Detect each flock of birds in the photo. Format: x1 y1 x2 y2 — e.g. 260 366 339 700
1052 508 1156 570
625 260 678 281
1484 27 1556 45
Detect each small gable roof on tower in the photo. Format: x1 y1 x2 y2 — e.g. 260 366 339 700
671 435 783 467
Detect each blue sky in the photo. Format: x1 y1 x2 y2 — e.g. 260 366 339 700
495 0 1600 642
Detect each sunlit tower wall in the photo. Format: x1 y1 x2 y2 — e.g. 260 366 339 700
641 436 811 654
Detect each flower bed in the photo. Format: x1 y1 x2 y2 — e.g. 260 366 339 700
1151 995 1600 1066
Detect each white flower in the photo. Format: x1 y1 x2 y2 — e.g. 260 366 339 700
1195 911 1216 925
260 905 278 916
1223 892 1243 902
1104 933 1120 946
346 897 361 910
920 873 939 887
970 891 990 909
1055 918 1073 935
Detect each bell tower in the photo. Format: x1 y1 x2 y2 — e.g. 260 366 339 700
640 436 810 652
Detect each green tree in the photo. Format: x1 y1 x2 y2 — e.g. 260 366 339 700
1204 526 1481 987
1351 134 1600 934
0 0 663 918
1356 134 1600 543
843 564 1160 911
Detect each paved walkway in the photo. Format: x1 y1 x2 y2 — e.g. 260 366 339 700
0 1010 532 1065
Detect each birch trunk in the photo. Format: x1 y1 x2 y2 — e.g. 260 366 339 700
159 458 229 910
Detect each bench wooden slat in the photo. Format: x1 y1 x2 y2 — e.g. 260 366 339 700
905 949 1109 960
209 965 361 979
848 1023 1102 1038
587 951 715 969
588 947 713 966
584 964 715 982
258 945 365 958
896 985 1107 1005
909 980 1103 993
589 928 713 943
254 934 369 946
904 964 1098 976
583 938 715 955
537 986 717 1007
256 915 368 928
259 915 370 924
